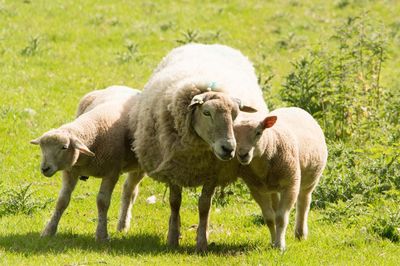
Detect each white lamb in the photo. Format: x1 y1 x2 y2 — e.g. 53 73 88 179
31 86 144 241
133 43 268 252
76 85 136 116
234 107 328 250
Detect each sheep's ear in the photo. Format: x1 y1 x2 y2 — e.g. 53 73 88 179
262 116 277 129
188 94 205 110
71 137 95 157
30 137 41 145
231 98 258 113
240 105 258 113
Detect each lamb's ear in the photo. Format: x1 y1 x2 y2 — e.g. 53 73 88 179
262 115 277 129
240 105 258 113
71 137 95 157
188 94 205 110
231 98 258 113
30 137 41 145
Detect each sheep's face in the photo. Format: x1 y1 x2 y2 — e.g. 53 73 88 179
189 92 257 161
30 130 95 177
234 115 277 165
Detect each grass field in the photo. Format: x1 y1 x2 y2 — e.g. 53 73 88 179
0 0 399 265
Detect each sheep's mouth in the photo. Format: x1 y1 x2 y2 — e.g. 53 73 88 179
214 150 235 161
41 167 57 177
237 153 251 165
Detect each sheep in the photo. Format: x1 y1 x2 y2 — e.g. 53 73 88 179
234 107 328 250
76 85 136 116
132 43 268 252
30 86 144 241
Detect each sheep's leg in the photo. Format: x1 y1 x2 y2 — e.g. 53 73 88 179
96 176 118 241
196 182 216 253
167 183 182 247
41 171 78 237
117 171 144 232
295 188 313 240
271 192 280 212
274 187 298 251
249 188 277 245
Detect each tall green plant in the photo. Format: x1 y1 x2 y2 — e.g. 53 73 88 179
281 15 388 141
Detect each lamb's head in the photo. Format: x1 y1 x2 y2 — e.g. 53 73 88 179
30 130 95 177
188 91 257 161
234 115 277 165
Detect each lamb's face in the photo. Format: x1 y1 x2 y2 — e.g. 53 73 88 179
234 115 277 165
234 120 263 165
30 130 94 177
32 131 78 177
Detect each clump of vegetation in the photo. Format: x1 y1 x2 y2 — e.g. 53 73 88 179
20 36 40 56
116 40 141 64
176 29 200 44
0 183 50 217
176 29 222 44
281 15 389 141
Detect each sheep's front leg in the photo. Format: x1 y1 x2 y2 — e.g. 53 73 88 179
96 176 118 241
41 171 78 237
117 171 144 232
249 187 277 245
295 188 313 240
196 182 216 253
167 183 182 247
274 187 298 250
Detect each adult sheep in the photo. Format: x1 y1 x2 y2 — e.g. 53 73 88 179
133 43 268 252
31 86 144 241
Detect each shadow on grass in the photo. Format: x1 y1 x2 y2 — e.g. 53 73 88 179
0 232 261 256
0 232 166 255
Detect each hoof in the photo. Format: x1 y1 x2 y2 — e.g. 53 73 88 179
272 243 286 252
167 236 180 248
195 240 208 253
95 233 110 242
40 231 55 238
167 230 181 248
41 226 57 237
117 223 130 233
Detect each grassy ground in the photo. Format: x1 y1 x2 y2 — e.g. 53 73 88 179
0 0 399 265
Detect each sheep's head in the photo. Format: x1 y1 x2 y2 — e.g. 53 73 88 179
188 91 257 161
234 115 277 165
30 130 94 177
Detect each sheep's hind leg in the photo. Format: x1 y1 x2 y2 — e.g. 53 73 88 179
295 187 314 240
196 181 216 253
41 171 78 237
274 187 298 251
167 183 182 247
96 176 118 241
117 171 144 232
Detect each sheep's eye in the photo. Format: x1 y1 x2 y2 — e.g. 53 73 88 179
61 145 68 150
255 131 262 137
202 110 211 116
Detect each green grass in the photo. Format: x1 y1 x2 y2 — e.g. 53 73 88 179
0 0 399 265
0 178 398 265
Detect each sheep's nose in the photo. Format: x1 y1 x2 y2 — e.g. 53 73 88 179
238 153 249 160
41 166 51 173
221 145 234 155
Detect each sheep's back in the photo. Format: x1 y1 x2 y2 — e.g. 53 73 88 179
269 107 327 188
